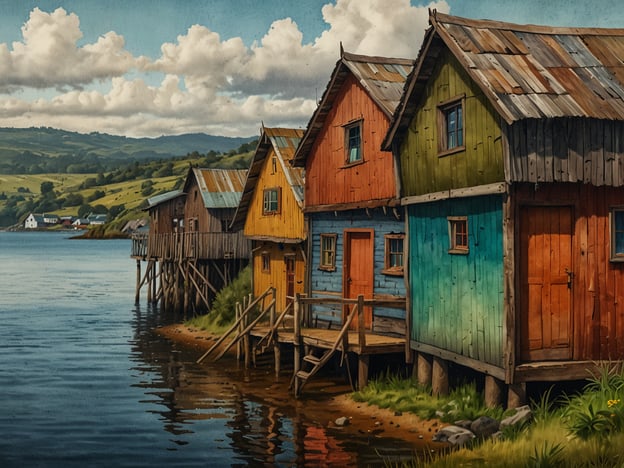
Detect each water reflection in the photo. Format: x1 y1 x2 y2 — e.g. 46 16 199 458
127 304 420 466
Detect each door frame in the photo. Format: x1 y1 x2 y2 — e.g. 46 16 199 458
342 228 374 328
516 202 575 362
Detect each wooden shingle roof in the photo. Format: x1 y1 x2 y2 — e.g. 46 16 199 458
384 10 624 149
231 126 304 231
292 49 413 167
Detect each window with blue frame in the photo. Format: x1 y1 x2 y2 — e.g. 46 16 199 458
438 96 465 155
345 121 362 164
611 208 624 261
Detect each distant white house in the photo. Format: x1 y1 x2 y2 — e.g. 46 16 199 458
87 214 107 225
72 218 90 228
24 213 59 229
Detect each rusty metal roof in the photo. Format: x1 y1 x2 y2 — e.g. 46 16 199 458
184 168 247 209
384 10 624 149
145 190 184 210
232 126 304 230
292 49 413 166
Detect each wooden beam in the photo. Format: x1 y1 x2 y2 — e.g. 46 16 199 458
401 182 507 206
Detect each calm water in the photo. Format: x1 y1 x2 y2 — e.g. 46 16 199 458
0 231 418 467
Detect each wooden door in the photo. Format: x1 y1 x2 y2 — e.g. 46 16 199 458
344 230 374 329
519 206 573 361
285 255 295 307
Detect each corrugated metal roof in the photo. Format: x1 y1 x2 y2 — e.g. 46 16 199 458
232 127 304 230
384 11 624 150
191 168 247 209
146 190 184 209
293 49 413 166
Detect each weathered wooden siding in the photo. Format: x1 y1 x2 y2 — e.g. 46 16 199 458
408 195 505 367
399 49 505 197
507 118 624 186
149 197 184 235
184 179 220 232
252 241 305 313
515 183 624 361
243 146 305 240
305 74 397 207
309 210 406 326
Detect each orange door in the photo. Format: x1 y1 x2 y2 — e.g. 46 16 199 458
285 255 295 307
344 230 374 329
520 206 573 361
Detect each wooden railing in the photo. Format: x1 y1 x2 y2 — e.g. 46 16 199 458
132 231 250 260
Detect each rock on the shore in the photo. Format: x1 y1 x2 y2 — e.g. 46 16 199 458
500 405 532 429
470 416 500 438
335 416 350 427
432 425 475 447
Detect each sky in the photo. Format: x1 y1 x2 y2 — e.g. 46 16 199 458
0 0 621 139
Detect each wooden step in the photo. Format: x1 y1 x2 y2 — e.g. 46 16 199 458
296 370 310 380
303 354 321 365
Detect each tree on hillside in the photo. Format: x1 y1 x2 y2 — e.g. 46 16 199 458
40 181 54 195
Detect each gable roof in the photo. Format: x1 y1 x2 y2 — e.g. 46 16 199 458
183 167 247 209
145 190 185 210
384 10 624 150
232 126 304 231
292 49 413 167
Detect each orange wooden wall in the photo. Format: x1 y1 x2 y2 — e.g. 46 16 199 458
305 74 397 207
515 183 624 361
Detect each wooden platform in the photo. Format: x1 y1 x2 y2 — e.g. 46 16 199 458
250 326 405 355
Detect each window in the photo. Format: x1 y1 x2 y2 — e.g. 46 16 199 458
262 188 280 214
438 96 465 155
319 233 337 270
345 121 362 164
448 217 469 254
261 252 271 273
611 208 624 261
383 234 405 275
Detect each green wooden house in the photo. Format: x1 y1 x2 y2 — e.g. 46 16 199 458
384 11 624 406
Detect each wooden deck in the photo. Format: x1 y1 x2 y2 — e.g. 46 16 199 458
250 326 405 355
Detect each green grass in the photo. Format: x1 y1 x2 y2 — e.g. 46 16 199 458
365 365 624 467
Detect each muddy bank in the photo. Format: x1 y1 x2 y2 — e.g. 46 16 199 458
155 324 445 450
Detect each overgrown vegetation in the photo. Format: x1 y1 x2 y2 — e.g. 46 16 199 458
186 266 251 334
368 365 624 467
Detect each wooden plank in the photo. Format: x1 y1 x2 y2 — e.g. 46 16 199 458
503 186 515 383
401 182 506 205
514 360 624 382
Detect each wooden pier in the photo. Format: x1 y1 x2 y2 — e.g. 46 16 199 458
196 290 406 396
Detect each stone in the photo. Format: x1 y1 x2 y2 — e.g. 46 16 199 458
500 405 532 429
470 416 500 438
454 419 473 430
432 425 475 447
335 417 350 427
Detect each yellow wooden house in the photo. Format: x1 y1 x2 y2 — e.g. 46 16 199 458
232 126 306 314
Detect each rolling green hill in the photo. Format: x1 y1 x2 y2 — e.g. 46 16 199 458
0 127 256 174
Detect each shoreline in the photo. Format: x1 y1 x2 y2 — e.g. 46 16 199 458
155 323 445 450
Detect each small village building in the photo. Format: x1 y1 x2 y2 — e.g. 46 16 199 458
87 214 107 225
24 213 59 229
232 126 306 316
383 10 624 405
292 49 413 336
134 168 250 313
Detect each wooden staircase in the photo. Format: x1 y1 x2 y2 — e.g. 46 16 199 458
292 302 359 396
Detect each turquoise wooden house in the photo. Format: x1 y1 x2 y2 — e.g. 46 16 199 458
383 11 624 406
291 50 412 340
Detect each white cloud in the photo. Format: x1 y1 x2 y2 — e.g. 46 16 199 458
0 1 450 137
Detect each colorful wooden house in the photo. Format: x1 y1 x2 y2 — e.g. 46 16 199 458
383 11 624 405
291 50 413 338
232 126 306 315
134 168 249 313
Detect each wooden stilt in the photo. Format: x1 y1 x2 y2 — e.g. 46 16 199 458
507 382 527 408
485 375 504 408
135 259 141 304
417 352 433 388
358 354 370 390
432 357 449 396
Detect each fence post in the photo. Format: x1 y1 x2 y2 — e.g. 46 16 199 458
357 294 366 348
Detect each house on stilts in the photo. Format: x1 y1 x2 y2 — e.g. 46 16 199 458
132 167 250 314
383 10 624 406
289 49 414 394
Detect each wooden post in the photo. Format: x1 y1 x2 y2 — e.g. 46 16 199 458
293 294 302 395
485 375 504 408
243 302 251 368
416 352 433 388
151 261 157 304
507 382 527 408
236 302 242 361
432 357 449 396
135 259 141 304
146 261 152 304
358 354 370 390
357 295 366 349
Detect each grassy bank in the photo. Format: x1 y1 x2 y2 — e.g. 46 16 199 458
355 367 624 467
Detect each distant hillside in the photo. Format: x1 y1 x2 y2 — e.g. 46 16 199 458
0 127 256 174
